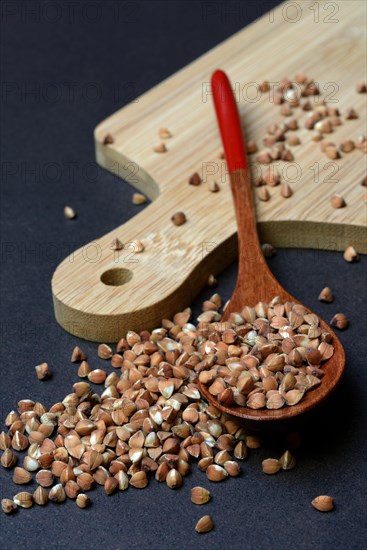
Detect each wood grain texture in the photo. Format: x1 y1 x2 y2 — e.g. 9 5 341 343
52 0 367 342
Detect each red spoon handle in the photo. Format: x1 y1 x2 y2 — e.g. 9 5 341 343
211 69 247 172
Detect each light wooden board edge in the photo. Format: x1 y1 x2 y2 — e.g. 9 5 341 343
96 142 367 253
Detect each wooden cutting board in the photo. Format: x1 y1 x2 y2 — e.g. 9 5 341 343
52 0 367 342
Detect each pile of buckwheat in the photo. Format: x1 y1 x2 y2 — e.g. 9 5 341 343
1 290 343 524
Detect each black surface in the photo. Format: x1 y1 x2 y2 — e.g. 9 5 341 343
0 1 366 549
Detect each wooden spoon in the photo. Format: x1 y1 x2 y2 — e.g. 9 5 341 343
198 70 345 428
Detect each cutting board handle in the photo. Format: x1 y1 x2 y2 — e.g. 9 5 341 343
52 147 238 342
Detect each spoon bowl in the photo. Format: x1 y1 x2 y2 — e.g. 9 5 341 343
198 70 346 427
199 314 345 429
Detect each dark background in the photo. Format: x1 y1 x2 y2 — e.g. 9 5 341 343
0 1 366 549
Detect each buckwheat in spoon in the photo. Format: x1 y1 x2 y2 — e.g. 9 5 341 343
198 70 345 428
